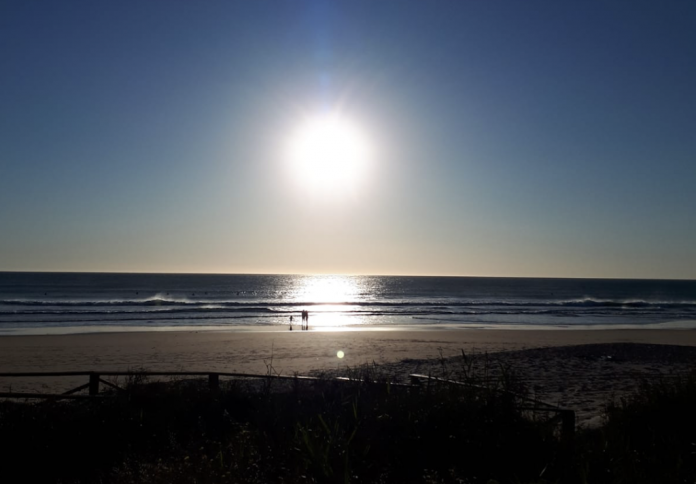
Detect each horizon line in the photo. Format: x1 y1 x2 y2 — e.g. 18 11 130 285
0 269 694 282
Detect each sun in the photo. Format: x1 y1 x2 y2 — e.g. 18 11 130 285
286 114 370 193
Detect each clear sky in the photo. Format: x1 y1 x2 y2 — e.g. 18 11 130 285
1 1 694 279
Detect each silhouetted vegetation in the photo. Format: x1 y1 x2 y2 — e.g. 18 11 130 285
1 362 695 483
578 370 696 484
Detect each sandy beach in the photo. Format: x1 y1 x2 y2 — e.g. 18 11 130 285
2 328 696 375
2 329 696 427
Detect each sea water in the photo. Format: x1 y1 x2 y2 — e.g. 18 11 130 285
0 272 695 335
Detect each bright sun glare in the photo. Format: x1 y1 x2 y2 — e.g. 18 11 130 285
292 275 365 329
286 114 370 192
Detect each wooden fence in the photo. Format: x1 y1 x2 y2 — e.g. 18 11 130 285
1 369 578 483
0 371 320 400
0 370 575 439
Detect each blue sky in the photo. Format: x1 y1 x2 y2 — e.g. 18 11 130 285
1 1 694 278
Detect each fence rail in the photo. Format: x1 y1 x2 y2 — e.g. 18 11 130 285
1 370 576 436
0 371 322 399
1 368 577 479
408 371 576 475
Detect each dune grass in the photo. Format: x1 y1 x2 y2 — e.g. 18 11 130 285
1 357 695 483
578 369 696 484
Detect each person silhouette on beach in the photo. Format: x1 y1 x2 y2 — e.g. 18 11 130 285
301 310 308 330
289 315 293 331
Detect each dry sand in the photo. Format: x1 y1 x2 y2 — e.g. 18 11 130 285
2 329 696 427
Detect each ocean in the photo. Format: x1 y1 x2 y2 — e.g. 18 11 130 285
0 272 695 335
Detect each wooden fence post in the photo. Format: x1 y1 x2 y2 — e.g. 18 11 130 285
560 409 576 483
208 373 219 392
561 409 575 442
89 373 100 396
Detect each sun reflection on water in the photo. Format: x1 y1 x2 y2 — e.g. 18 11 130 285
291 275 366 329
294 275 361 303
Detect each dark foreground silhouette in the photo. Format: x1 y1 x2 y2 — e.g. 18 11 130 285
1 363 695 483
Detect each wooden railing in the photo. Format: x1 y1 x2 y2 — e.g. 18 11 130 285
0 371 320 400
408 372 576 479
1 371 575 437
1 369 578 482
